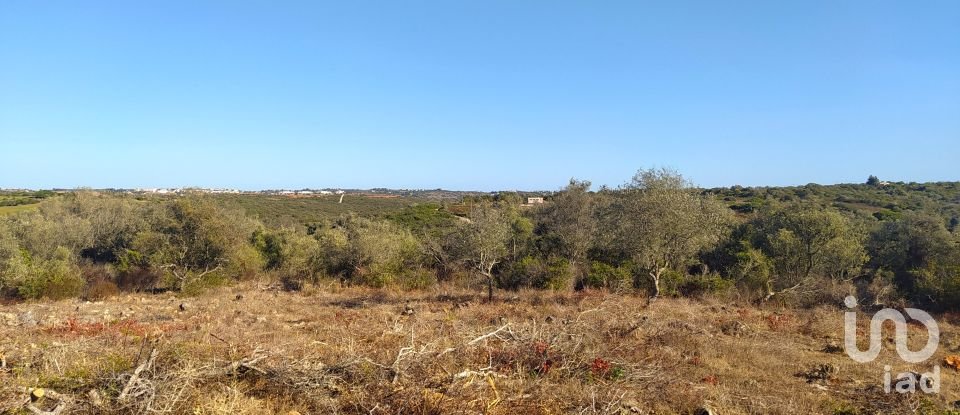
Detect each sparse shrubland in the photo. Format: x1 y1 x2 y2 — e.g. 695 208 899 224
0 170 958 309
1 171 959 413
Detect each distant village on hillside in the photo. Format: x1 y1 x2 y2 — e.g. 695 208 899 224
0 187 553 202
132 188 346 196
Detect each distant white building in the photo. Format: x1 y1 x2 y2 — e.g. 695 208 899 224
527 197 544 204
298 190 314 195
279 190 295 195
319 190 333 195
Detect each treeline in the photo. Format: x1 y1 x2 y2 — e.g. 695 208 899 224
703 179 960 223
1 170 958 309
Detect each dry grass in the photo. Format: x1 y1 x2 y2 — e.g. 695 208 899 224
1 284 959 414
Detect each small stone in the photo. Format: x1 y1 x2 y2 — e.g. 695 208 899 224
720 320 750 337
822 342 843 354
18 311 38 326
621 399 642 413
694 407 716 415
88 389 104 407
799 363 839 382
896 371 935 389
178 303 187 312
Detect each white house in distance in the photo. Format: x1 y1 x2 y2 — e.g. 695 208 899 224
526 197 544 204
137 188 181 194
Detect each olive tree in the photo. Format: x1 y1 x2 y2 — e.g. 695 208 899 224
614 168 730 299
460 204 512 301
4 192 147 264
72 193 148 263
867 213 957 295
537 179 596 284
0 218 84 300
316 215 424 287
753 205 867 300
9 201 92 261
253 227 325 289
127 197 262 291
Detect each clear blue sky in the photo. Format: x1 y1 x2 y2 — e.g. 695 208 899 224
1 1 957 191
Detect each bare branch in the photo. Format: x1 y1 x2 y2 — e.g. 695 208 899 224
468 324 510 345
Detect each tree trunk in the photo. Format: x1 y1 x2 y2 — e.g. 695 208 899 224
570 259 578 290
762 278 803 303
482 263 496 302
763 279 775 302
488 275 493 302
649 268 663 300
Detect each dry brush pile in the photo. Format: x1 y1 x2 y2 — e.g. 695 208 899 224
2 284 960 414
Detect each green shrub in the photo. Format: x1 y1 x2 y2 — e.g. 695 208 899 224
634 268 684 297
873 209 902 221
678 274 734 297
914 261 960 310
397 267 437 290
317 215 424 287
658 269 685 297
543 257 573 291
85 279 120 300
16 247 85 300
228 244 265 280
584 261 632 291
500 256 538 290
179 270 229 297
501 256 573 291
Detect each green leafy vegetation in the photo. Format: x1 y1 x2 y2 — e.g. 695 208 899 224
211 193 427 228
0 173 957 310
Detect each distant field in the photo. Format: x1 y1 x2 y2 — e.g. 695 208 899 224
0 190 54 216
0 203 39 215
212 194 433 227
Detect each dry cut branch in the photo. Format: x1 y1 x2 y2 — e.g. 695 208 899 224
118 347 159 402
